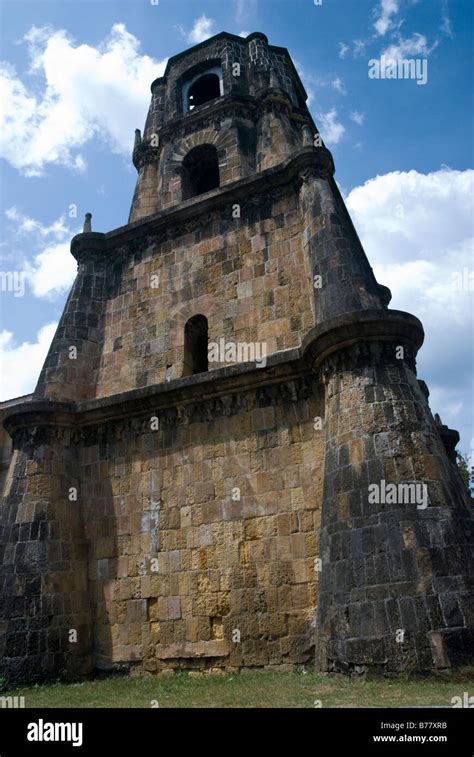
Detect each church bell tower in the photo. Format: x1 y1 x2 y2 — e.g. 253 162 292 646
0 32 472 685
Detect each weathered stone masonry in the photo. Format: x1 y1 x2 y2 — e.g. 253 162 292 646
0 32 472 684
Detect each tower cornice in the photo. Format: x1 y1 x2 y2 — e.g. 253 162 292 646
144 93 316 154
3 309 423 438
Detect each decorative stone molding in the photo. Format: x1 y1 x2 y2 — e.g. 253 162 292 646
4 309 422 443
132 140 160 171
70 232 107 264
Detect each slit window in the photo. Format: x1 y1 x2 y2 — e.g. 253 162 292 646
183 315 209 376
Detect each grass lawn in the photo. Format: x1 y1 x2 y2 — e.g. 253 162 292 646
2 668 474 708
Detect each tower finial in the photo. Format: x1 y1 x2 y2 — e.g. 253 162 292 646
83 213 92 233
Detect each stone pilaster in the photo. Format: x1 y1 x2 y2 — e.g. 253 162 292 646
316 339 474 673
0 407 92 685
35 233 109 402
298 166 390 323
256 97 298 171
128 138 161 223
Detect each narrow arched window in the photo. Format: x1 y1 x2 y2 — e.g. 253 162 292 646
183 315 208 376
181 145 220 199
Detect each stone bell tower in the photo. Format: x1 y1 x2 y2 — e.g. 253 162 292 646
0 32 472 685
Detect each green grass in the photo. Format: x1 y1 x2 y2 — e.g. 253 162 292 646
2 668 474 708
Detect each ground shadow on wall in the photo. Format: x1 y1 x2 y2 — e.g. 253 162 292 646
0 423 94 686
81 426 117 675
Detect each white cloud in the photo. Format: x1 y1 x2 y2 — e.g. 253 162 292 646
331 78 347 95
338 42 349 59
317 108 345 145
4 207 78 298
187 15 215 44
346 169 473 274
0 323 57 400
238 31 251 38
350 111 365 125
5 207 70 240
0 24 167 176
382 33 438 60
353 39 367 58
24 241 77 298
234 0 257 23
345 168 474 447
441 14 454 39
374 0 399 37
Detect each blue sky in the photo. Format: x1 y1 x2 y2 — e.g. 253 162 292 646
0 0 472 456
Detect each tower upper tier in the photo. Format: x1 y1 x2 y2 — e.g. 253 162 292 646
129 32 324 222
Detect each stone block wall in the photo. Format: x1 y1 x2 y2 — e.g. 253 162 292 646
35 241 110 402
299 169 386 321
316 341 474 673
98 189 314 397
0 423 92 685
79 377 324 672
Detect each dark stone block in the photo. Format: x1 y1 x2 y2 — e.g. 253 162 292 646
424 594 444 629
442 628 474 667
399 597 419 631
374 601 390 634
428 547 448 576
348 603 362 636
401 549 418 581
387 551 405 582
364 556 376 585
346 637 385 664
458 592 474 625
439 593 464 627
373 554 390 584
350 529 363 557
385 598 402 632
348 490 363 518
360 603 376 637
413 596 431 632
362 527 376 555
